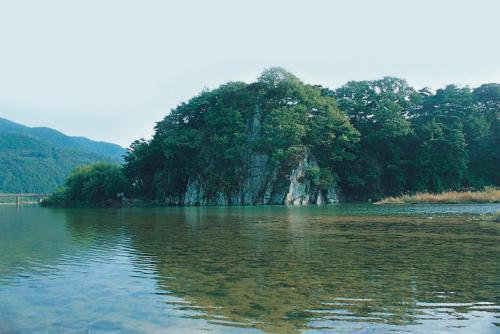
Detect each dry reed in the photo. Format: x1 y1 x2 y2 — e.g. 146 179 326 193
375 188 500 204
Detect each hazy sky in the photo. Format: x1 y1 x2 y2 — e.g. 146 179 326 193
1 0 499 147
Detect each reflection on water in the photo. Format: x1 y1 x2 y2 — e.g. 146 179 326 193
0 204 499 333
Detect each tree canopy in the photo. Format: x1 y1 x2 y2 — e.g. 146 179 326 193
43 163 128 207
328 80 499 199
123 67 359 201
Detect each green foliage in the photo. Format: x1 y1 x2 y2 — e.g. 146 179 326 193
331 77 421 199
124 68 359 201
44 163 128 207
0 133 120 193
256 68 359 166
330 81 499 199
0 118 125 193
42 69 499 205
125 81 253 198
318 168 336 190
412 119 468 192
304 166 320 186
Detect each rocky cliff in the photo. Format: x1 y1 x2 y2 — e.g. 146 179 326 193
124 68 358 206
176 152 338 206
164 113 339 206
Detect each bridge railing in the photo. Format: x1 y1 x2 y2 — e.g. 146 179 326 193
0 194 49 207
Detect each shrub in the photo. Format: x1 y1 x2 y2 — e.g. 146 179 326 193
43 163 128 207
305 166 320 185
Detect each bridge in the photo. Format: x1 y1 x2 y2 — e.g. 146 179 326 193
0 194 49 207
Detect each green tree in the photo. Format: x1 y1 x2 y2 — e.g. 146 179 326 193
410 85 472 192
469 84 500 186
44 163 128 206
332 77 421 199
412 119 468 192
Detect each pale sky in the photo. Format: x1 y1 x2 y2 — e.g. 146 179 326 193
1 0 499 147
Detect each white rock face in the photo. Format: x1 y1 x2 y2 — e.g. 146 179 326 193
325 188 338 203
170 151 338 206
284 153 313 205
183 178 203 205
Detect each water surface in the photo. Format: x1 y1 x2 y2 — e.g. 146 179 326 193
0 204 499 333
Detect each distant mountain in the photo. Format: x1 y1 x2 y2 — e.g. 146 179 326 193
0 117 124 159
0 117 126 193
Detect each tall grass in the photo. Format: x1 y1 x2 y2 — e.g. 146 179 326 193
375 188 500 204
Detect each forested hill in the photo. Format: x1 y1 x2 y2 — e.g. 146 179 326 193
122 68 499 203
0 118 126 193
0 117 124 159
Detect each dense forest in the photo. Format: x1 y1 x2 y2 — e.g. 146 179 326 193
329 77 499 200
46 68 499 206
0 118 125 193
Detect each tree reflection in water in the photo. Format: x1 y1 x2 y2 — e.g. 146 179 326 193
61 206 500 333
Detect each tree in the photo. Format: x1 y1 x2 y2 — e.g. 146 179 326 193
412 119 468 192
410 85 473 192
469 84 500 187
44 163 128 206
332 77 421 199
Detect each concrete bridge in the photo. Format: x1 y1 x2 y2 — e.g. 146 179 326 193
0 194 49 207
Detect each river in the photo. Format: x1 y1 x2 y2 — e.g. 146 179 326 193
0 204 499 333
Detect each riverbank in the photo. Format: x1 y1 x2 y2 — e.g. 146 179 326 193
375 189 500 205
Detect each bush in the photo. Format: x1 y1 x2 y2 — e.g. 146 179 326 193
305 166 320 185
43 163 128 207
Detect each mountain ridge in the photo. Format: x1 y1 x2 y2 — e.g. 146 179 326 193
0 117 127 193
0 117 125 159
